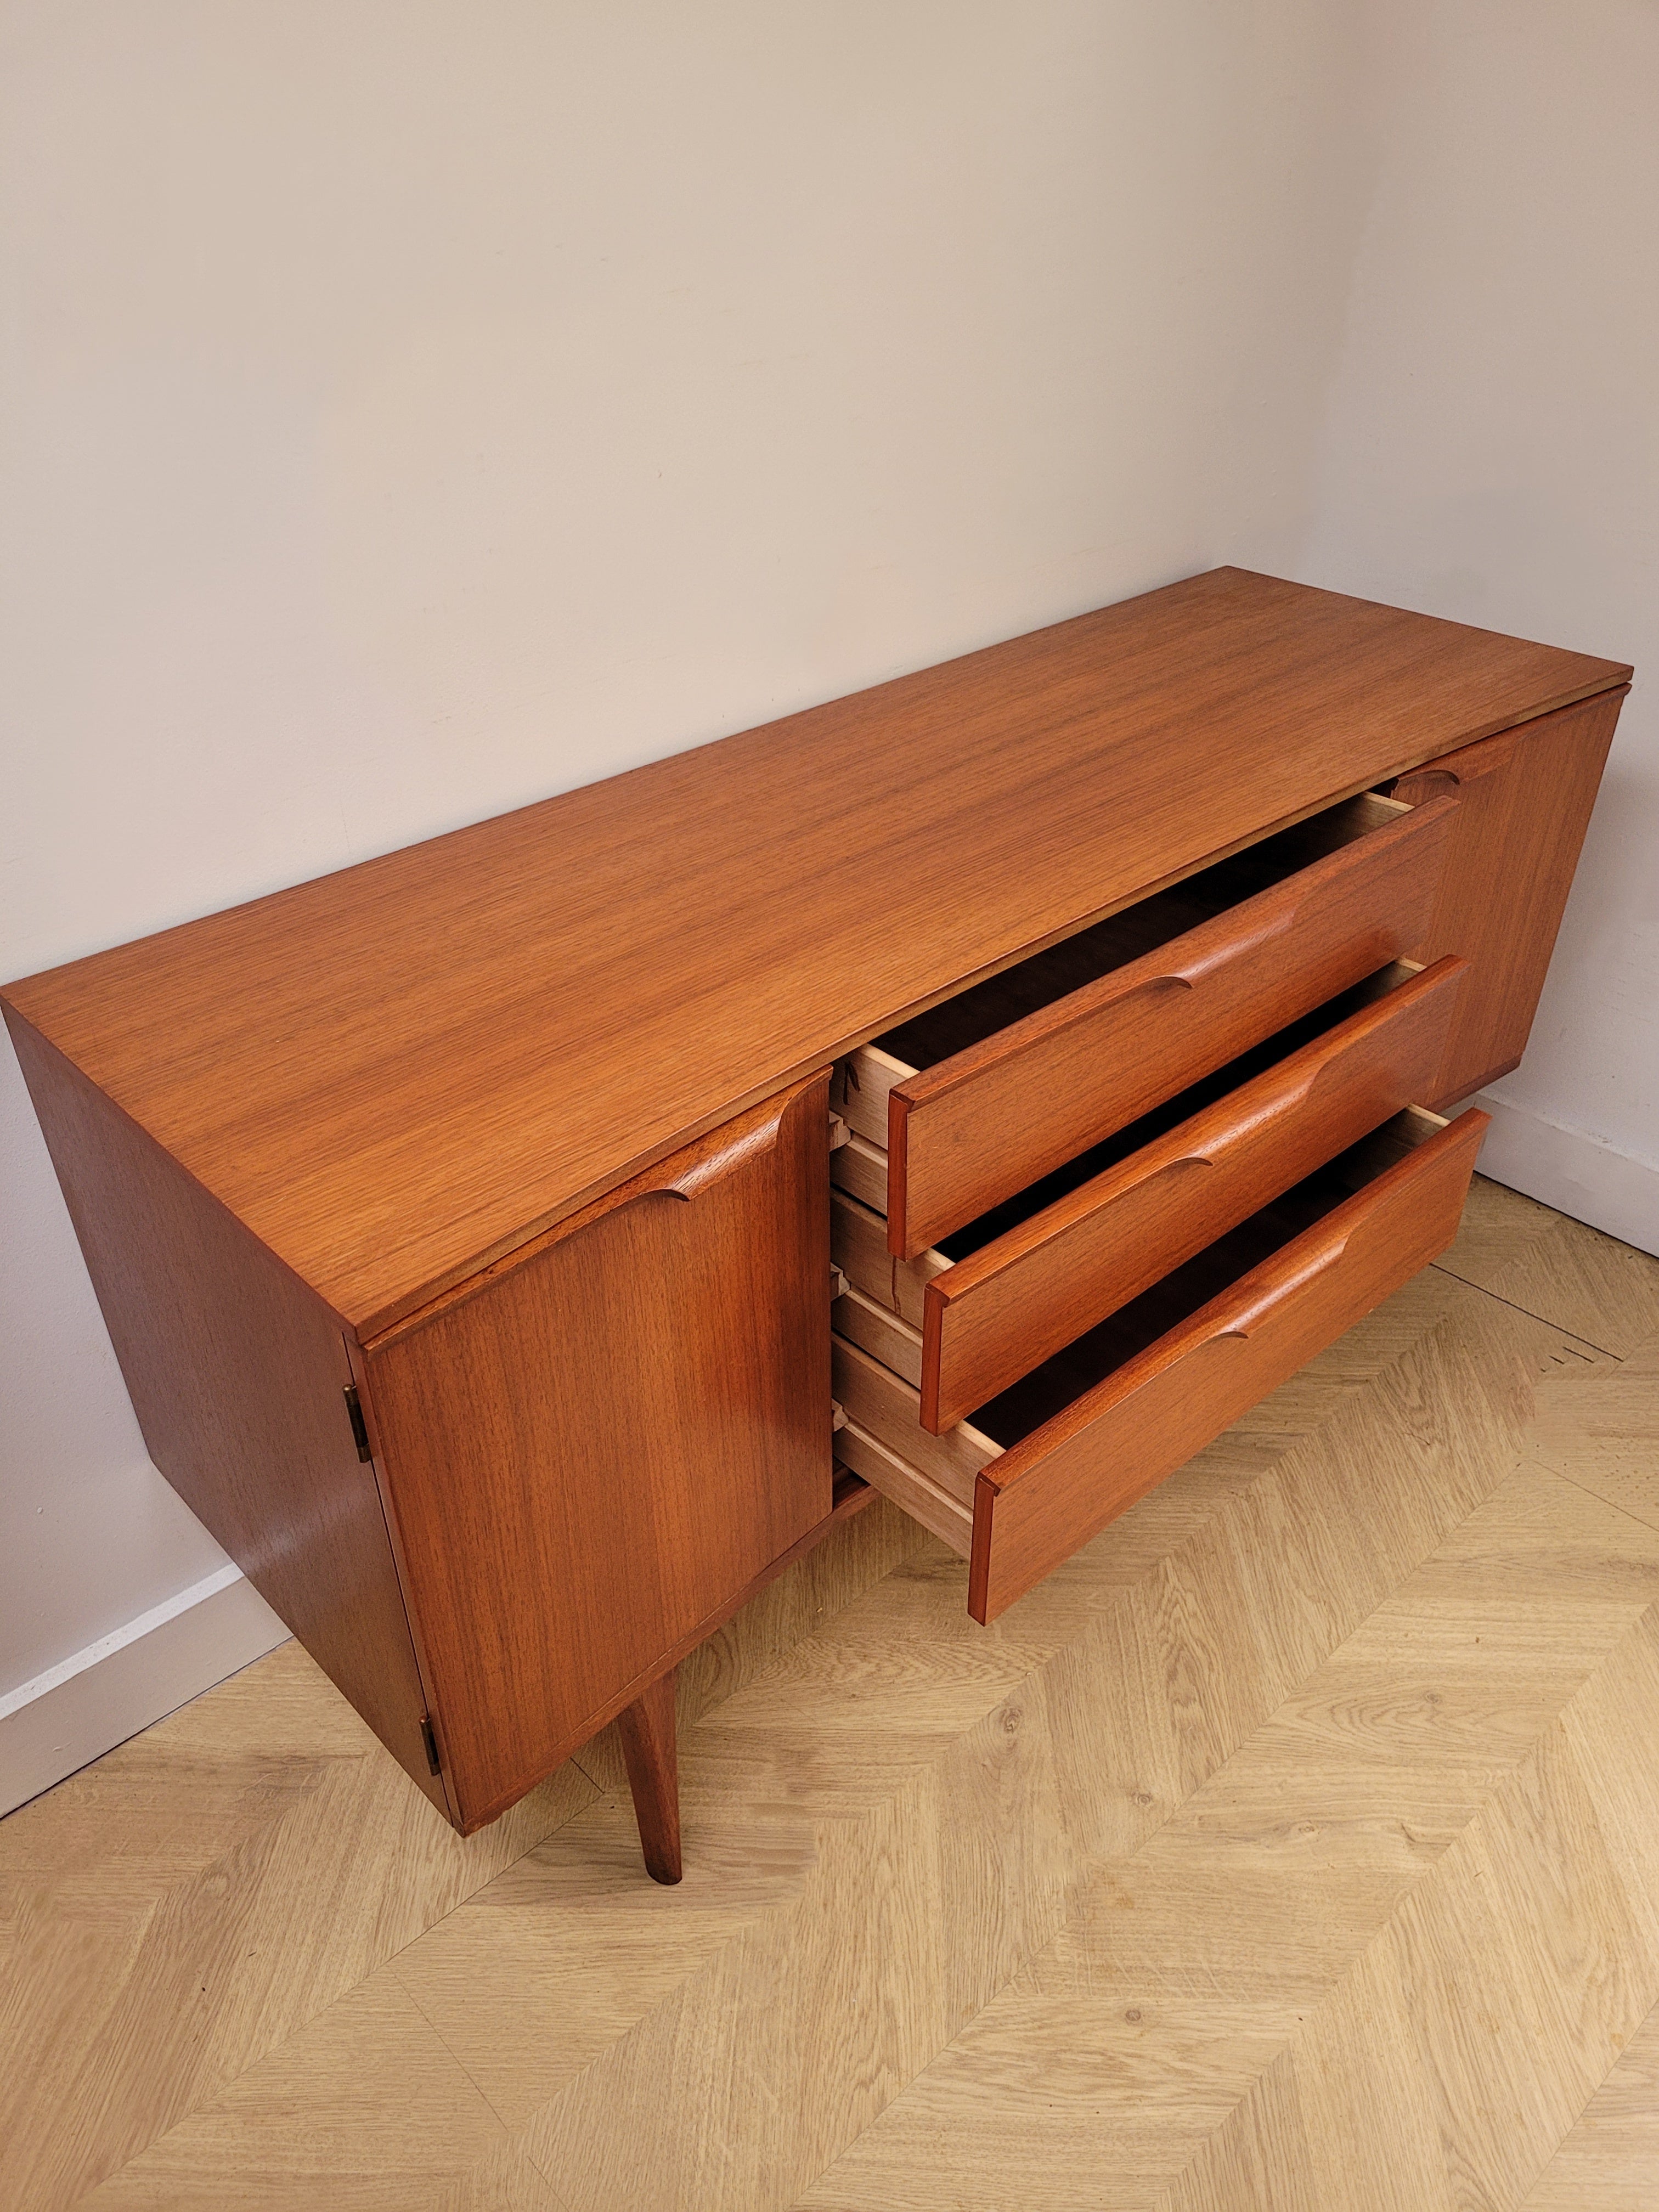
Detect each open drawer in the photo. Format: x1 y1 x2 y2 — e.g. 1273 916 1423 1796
836 953 1468 1430
834 1103 1488 1623
916 953 1467 1430
834 788 1460 1259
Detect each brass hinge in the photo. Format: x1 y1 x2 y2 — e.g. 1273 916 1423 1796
343 1383 373 1464
419 1714 442 1776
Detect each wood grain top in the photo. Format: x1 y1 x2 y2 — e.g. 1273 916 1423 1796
2 566 1629 1335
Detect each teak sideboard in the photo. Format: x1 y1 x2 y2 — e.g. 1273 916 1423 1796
4 569 1630 1881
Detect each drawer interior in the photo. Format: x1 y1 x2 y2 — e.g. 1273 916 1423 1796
967 1104 1445 1450
875 792 1409 1076
928 958 1420 1268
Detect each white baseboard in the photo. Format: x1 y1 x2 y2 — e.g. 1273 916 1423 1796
0 1566 290 1819
1472 1092 1659 1260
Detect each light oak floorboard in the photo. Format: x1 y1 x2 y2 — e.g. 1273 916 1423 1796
0 1492 927 2211
460 1279 1585 2207
0 1641 596 2211
72 1967 558 2212
1435 1173 1659 1355
795 1469 1659 2211
1519 1995 1659 2210
9 1210 1656 2210
1524 1333 1659 1532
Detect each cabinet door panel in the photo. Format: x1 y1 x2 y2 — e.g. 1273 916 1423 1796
1395 686 1626 1103
363 1073 832 1831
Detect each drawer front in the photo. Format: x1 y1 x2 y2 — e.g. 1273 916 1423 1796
920 955 1467 1432
967 1107 1488 1624
887 792 1460 1258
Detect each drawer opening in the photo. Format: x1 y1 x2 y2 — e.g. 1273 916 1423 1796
927 958 1421 1271
871 793 1410 1082
967 1104 1447 1451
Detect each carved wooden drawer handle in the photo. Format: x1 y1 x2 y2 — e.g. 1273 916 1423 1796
1212 1232 1351 1341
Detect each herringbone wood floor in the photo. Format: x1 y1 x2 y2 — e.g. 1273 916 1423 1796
5 1176 1659 2210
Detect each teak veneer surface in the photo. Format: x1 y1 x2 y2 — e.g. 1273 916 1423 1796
968 1105 1491 1621
360 1073 833 1829
3 1014 449 1818
885 790 1457 1257
1 567 1628 1333
614 1671 682 1887
919 955 1468 1430
1394 686 1627 1103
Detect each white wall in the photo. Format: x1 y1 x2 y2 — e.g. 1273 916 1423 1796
4 1 1655 1800
1 1 1373 1788
1296 0 1659 1250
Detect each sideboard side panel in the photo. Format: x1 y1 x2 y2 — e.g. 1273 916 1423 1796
1396 685 1627 1104
363 1073 833 1830
4 1008 448 1816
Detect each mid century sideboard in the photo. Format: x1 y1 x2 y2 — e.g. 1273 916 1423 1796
4 569 1629 1881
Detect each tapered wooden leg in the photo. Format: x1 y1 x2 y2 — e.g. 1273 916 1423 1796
616 1668 682 1884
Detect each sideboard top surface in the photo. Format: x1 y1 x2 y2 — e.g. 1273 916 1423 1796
3 566 1629 1335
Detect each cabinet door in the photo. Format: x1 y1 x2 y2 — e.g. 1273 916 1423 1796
1393 686 1627 1104
360 1071 832 1832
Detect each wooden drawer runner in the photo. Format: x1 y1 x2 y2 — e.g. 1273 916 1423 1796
834 1106 1487 1624
862 789 1460 1258
828 1127 889 1215
919 953 1467 1430
836 1417 974 1560
831 1328 998 1505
